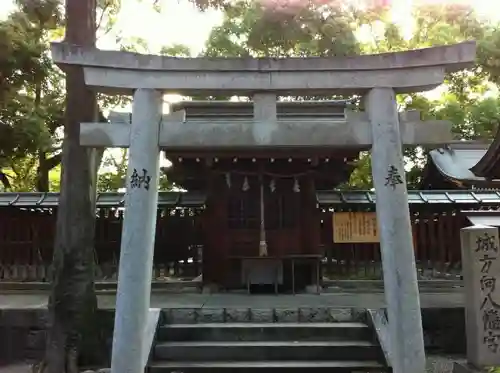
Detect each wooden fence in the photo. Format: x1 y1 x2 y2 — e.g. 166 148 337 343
320 208 467 280
0 207 204 281
0 205 469 282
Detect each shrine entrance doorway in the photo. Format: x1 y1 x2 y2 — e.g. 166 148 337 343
228 175 301 256
225 174 309 293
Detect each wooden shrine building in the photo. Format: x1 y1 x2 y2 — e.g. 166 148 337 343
422 138 500 189
161 100 360 291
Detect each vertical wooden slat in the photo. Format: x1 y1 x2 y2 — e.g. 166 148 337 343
425 211 435 273
442 212 453 268
193 209 201 277
155 208 163 274
436 211 447 273
417 212 427 269
453 212 466 271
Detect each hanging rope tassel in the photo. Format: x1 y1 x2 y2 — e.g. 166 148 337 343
270 178 276 192
293 177 300 193
259 174 268 257
242 176 250 191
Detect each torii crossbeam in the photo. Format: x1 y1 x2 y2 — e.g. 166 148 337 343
81 109 452 149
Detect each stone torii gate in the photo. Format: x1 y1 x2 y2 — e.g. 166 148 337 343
51 41 476 373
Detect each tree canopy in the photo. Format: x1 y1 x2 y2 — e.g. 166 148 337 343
2 0 500 191
0 0 64 190
202 1 500 188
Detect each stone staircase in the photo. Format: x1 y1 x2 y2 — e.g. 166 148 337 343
147 308 390 372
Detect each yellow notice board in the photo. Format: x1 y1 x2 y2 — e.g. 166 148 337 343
333 212 379 243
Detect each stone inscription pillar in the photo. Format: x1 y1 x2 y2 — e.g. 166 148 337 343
461 225 500 368
366 87 426 373
111 88 162 373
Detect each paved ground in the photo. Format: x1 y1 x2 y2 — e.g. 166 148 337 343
426 355 466 373
0 355 467 373
0 365 30 373
0 284 467 372
0 291 464 310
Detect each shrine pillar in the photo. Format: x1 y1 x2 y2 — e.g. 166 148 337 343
111 88 163 373
366 87 426 373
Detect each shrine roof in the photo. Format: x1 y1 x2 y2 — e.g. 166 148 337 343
170 100 350 119
316 190 500 206
0 192 206 208
110 100 350 123
469 128 500 179
463 210 500 226
0 190 498 209
428 141 500 187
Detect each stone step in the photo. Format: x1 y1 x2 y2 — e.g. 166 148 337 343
153 340 381 361
163 308 364 324
148 360 387 372
157 322 372 342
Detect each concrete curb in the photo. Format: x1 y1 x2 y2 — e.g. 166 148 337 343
0 281 201 293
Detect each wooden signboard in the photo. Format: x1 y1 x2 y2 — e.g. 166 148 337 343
333 212 418 246
333 212 379 243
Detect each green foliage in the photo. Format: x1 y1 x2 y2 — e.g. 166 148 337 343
478 25 500 85
160 44 192 57
119 36 150 52
96 0 121 35
204 0 359 57
345 153 372 190
0 0 64 190
4 0 500 192
97 149 172 191
97 149 128 192
201 1 500 189
0 0 143 192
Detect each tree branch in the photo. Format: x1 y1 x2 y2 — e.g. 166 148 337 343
0 171 12 189
96 5 108 34
44 153 63 170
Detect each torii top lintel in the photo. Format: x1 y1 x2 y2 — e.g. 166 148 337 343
50 41 476 96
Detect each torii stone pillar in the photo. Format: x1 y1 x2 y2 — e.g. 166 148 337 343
110 88 162 373
366 88 425 373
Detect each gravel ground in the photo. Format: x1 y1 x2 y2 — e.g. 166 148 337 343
426 355 465 373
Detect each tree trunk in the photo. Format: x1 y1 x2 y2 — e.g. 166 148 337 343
37 153 62 192
36 108 106 192
37 151 49 192
35 67 50 193
44 0 102 372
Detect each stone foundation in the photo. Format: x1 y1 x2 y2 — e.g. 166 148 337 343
0 307 467 365
422 308 466 354
0 310 114 365
0 310 47 364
